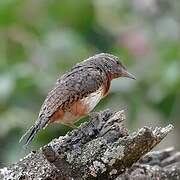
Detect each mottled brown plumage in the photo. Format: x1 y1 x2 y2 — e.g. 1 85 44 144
20 53 135 146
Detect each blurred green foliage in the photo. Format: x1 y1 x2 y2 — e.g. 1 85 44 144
0 0 180 167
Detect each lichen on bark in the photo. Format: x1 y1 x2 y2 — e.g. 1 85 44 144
0 109 175 180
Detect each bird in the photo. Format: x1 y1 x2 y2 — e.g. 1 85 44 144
20 53 136 147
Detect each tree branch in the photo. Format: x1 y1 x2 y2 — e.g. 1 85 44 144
0 109 175 180
118 147 180 179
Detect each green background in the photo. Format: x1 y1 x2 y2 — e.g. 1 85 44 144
0 0 180 167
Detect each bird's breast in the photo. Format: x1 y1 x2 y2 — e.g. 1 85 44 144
80 86 104 113
49 86 107 125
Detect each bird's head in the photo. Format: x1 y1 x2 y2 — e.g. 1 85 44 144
95 53 136 80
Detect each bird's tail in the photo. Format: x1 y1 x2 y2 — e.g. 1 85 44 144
19 116 49 147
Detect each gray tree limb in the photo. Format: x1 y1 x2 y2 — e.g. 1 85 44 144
0 109 176 180
118 147 180 180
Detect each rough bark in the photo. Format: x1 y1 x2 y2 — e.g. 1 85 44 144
0 109 177 180
117 147 180 180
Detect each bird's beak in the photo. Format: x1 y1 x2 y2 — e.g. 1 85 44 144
122 69 136 80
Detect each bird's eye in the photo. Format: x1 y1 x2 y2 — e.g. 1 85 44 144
115 59 121 66
115 60 125 69
116 60 120 65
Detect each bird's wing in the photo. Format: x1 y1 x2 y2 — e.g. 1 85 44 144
20 67 104 147
39 67 104 119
